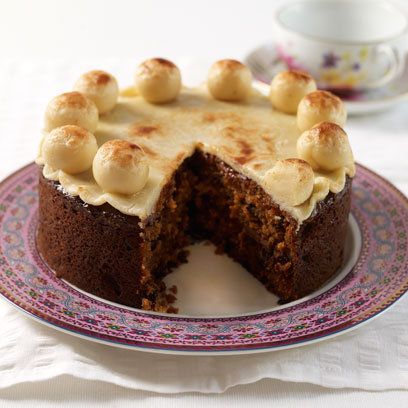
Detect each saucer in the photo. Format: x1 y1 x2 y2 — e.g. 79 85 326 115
245 43 408 115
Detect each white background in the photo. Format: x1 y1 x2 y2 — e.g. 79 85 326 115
0 0 408 406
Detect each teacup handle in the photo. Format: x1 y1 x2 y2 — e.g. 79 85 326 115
365 44 403 89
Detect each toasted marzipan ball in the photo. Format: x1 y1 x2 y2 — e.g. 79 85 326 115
207 59 252 102
297 122 354 172
135 58 181 103
264 158 314 206
297 90 346 132
74 70 119 114
42 125 98 174
44 92 99 132
269 70 317 114
92 139 149 195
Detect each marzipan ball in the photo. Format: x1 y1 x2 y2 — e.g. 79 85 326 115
92 139 149 195
135 58 181 103
269 70 317 114
44 92 99 132
207 59 252 102
74 70 119 114
297 90 346 132
297 122 354 172
42 125 98 174
264 158 314 206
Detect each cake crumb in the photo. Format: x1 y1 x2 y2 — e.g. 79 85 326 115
141 298 152 310
155 304 169 313
165 293 177 304
167 306 179 314
169 285 178 295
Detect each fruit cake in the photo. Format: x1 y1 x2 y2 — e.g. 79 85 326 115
36 59 355 312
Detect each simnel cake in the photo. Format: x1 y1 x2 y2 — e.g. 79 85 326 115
36 59 355 312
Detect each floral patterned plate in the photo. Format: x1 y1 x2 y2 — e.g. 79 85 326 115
0 163 407 355
245 43 408 115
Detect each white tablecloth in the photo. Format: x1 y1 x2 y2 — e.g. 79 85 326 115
1 0 408 406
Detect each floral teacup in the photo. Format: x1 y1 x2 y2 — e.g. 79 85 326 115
274 0 408 91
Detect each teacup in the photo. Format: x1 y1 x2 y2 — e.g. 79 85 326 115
274 0 408 91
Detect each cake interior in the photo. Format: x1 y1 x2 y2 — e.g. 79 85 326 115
124 149 349 310
140 149 299 309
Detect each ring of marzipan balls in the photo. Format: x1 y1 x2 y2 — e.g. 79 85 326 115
42 125 98 174
92 140 149 195
263 158 314 207
44 92 99 132
297 90 347 132
74 70 119 114
135 58 181 103
207 59 252 102
269 70 317 114
297 122 355 173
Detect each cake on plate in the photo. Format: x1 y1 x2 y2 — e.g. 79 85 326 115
36 59 355 312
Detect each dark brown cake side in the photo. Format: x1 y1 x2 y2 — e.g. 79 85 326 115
37 159 194 311
37 149 352 309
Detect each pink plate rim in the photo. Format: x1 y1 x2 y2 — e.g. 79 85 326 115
0 162 407 355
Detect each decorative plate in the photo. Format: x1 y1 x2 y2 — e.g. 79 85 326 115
0 163 407 355
245 43 408 115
